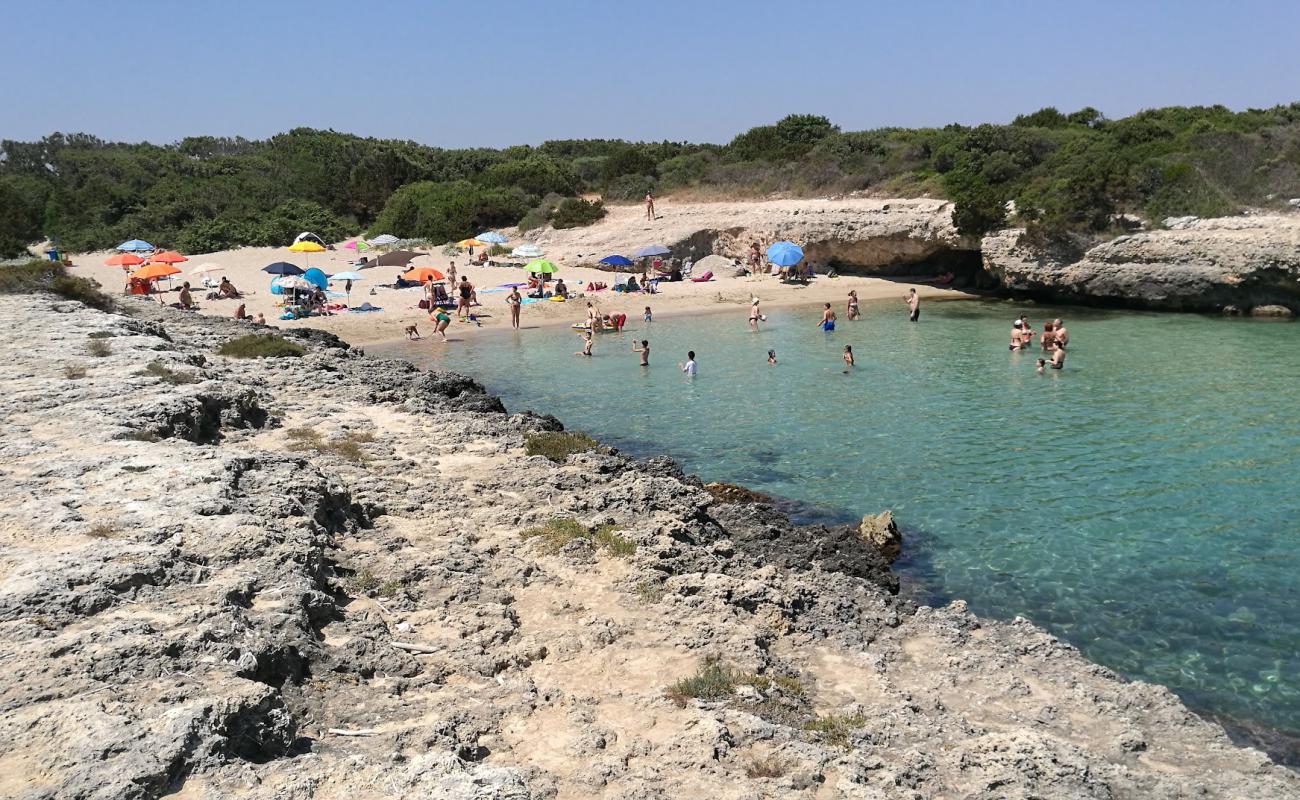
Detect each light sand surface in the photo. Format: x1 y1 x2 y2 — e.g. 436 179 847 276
68 199 972 348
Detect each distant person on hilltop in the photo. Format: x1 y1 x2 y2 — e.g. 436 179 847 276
645 191 656 220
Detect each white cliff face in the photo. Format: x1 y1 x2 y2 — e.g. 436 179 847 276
983 216 1300 312
3 295 1299 799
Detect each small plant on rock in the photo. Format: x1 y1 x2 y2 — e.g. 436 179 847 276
521 517 635 557
742 754 790 779
801 713 866 749
62 365 88 379
286 426 374 463
85 524 119 539
346 569 380 596
86 339 112 358
217 333 305 359
136 360 199 385
523 431 598 462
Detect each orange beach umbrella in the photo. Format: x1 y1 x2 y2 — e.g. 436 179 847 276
402 267 446 283
149 251 188 264
131 263 182 281
106 253 145 267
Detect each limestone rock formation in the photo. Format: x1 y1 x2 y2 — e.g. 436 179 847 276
859 510 902 564
983 216 1300 312
1 293 1297 799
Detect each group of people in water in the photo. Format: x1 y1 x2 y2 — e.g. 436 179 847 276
1009 313 1070 371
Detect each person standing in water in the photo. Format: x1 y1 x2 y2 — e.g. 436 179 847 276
645 191 656 220
643 306 653 323
575 330 593 357
818 303 837 331
680 351 697 375
847 290 860 320
843 345 855 370
507 286 522 329
1053 318 1069 348
749 297 764 330
632 340 650 366
905 288 920 322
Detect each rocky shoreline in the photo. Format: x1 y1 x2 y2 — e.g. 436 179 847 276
2 293 1298 799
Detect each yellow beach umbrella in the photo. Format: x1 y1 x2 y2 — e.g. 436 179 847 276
288 239 326 270
456 238 488 249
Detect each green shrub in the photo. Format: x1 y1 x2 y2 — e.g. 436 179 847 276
285 426 374 462
0 261 114 311
370 180 530 243
523 430 598 462
86 339 112 358
551 198 606 229
136 360 199 384
217 334 306 359
801 714 866 748
666 660 740 706
521 517 635 557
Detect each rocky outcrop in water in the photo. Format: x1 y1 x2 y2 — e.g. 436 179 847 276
982 215 1300 312
1 294 1297 799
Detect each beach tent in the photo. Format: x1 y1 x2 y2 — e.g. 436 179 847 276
477 232 508 244
372 249 423 267
117 239 154 252
511 244 544 259
294 231 326 248
263 261 304 276
599 255 634 268
766 241 803 266
303 267 328 290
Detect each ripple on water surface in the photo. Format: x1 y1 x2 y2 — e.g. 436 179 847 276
373 299 1300 738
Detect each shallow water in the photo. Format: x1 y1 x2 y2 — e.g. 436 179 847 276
372 298 1300 737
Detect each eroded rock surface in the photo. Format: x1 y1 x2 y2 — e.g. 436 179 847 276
1 295 1296 799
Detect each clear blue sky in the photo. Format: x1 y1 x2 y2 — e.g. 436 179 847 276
5 0 1299 147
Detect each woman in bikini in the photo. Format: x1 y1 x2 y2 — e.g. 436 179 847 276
749 298 762 330
847 290 860 320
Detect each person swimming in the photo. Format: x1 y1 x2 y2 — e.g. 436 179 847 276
767 350 777 365
818 303 836 331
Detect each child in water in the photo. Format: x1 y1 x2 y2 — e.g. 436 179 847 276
575 331 593 357
644 306 653 322
843 345 854 370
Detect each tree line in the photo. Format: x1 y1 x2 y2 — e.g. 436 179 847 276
3 103 1299 258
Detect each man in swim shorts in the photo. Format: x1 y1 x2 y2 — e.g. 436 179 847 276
818 303 836 331
906 288 920 321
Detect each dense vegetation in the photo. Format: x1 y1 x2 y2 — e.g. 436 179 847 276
3 103 1299 258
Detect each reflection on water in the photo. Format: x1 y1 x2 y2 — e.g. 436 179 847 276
372 299 1300 738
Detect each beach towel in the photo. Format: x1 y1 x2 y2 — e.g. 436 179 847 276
351 302 382 313
690 271 714 283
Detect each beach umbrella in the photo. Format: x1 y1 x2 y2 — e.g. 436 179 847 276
105 253 145 267
131 263 182 281
328 271 365 282
273 275 315 290
263 261 304 276
634 245 671 258
766 241 804 266
477 232 508 244
116 239 154 252
369 234 399 247
511 244 544 259
402 267 446 283
343 240 370 252
599 255 634 267
455 238 487 249
189 262 223 276
288 240 325 254
150 251 188 264
524 259 558 274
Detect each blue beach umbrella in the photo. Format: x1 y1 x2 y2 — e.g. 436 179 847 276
477 231 508 244
766 241 804 267
262 261 304 276
634 245 671 258
327 271 365 282
599 255 634 267
117 239 154 252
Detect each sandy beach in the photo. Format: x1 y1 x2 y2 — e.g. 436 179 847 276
67 199 973 347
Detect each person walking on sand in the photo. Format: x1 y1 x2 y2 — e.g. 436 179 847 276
905 288 920 322
448 261 457 288
679 350 697 375
507 286 522 329
575 330 593 357
847 290 860 320
843 345 855 370
645 191 656 220
633 339 650 366
818 303 837 332
457 277 474 320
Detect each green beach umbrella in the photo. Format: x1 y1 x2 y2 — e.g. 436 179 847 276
524 259 558 274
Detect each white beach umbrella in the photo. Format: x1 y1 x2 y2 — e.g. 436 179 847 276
511 244 544 259
189 262 223 276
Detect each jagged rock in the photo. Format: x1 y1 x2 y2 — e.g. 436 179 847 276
1251 304 1294 317
858 510 902 564
703 482 772 505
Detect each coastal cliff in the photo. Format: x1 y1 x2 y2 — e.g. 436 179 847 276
2 294 1298 799
982 216 1300 313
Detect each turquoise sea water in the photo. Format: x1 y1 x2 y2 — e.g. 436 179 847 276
372 299 1300 739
